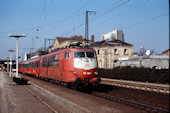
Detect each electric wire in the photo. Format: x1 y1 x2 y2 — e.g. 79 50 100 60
90 0 130 22
91 0 149 28
45 0 91 34
37 0 53 38
124 12 169 29
59 0 130 37
93 12 169 39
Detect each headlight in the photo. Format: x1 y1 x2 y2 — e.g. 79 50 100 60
74 72 78 76
95 71 98 75
83 72 86 75
87 72 91 75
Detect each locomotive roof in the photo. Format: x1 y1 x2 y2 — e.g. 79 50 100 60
50 47 94 53
20 47 95 64
20 56 41 63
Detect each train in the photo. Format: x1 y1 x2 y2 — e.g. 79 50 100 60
18 47 101 87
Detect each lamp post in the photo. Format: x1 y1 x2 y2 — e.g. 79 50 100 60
8 34 26 78
8 49 15 77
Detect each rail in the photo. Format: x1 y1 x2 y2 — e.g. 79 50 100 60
100 78 169 94
92 92 169 113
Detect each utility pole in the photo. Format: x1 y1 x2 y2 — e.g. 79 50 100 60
85 11 96 45
23 48 35 54
44 38 55 52
44 38 47 51
47 38 55 47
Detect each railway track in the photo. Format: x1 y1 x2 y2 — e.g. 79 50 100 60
91 91 169 113
20 74 169 113
23 85 59 113
101 78 169 94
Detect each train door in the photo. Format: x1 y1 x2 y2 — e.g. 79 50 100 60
63 51 74 81
40 56 48 78
63 51 70 71
59 53 64 81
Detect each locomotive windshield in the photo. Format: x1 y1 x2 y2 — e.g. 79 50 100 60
86 52 95 58
74 52 95 58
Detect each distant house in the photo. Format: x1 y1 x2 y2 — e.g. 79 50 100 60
161 49 170 56
49 35 88 53
90 40 133 69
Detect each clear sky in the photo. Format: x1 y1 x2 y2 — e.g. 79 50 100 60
0 0 169 60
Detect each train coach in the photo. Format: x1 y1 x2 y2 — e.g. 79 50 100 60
19 57 40 77
19 48 101 87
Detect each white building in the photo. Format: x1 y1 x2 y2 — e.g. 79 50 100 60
114 55 169 69
101 29 124 41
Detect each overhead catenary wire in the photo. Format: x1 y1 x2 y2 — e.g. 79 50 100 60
90 0 130 22
124 12 169 29
59 0 130 37
0 0 122 34
91 0 149 28
93 12 169 40
42 0 127 37
0 0 167 40
0 0 127 35
37 0 53 39
44 0 91 35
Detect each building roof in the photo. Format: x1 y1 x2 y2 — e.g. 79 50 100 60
56 36 86 43
162 49 170 54
90 39 133 47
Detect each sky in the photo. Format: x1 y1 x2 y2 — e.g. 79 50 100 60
0 0 169 60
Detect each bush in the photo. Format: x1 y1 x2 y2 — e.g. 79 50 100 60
98 67 169 84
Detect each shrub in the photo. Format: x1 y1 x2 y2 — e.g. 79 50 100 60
98 67 169 84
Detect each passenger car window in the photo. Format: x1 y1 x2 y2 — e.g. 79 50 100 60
64 52 70 59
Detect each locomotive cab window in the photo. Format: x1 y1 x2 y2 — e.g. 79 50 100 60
74 52 95 58
74 52 85 58
86 52 95 58
64 52 70 59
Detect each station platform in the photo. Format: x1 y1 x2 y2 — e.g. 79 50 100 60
0 71 145 113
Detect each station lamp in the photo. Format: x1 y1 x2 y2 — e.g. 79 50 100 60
8 49 15 77
8 34 26 78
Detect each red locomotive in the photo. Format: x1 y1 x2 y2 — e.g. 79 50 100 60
19 48 101 87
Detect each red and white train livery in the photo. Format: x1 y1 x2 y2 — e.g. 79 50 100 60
19 48 101 86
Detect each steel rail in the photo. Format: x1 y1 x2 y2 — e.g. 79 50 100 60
24 86 58 113
92 92 169 113
100 78 169 94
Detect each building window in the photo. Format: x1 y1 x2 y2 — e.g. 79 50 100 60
98 50 100 54
114 49 118 55
100 60 102 68
104 49 107 54
124 49 128 55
